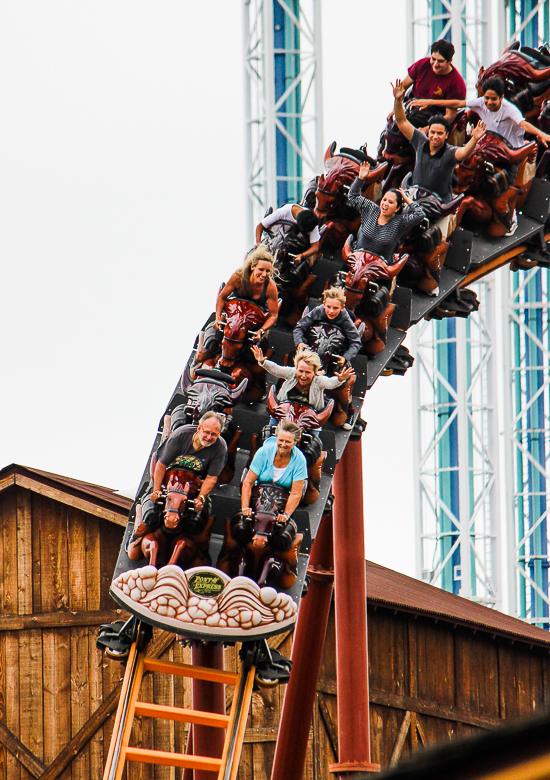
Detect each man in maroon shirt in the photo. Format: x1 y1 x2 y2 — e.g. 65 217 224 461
402 40 466 125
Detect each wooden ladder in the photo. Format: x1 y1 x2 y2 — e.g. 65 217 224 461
103 637 256 780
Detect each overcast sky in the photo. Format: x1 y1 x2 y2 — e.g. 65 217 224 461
0 2 418 574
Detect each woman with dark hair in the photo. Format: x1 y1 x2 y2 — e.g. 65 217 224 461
241 419 308 523
255 204 320 267
348 162 425 263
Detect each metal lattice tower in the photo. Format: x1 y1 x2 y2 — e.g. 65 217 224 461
501 1 550 627
408 0 501 606
412 280 502 607
503 267 550 628
243 0 323 238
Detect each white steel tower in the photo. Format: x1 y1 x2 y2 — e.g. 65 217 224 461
243 0 324 239
407 0 502 608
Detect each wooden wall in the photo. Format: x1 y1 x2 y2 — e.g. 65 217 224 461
3 483 550 780
0 485 125 780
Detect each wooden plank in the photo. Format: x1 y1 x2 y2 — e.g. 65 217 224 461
0 608 127 632
87 630 104 780
0 475 15 493
0 633 6 780
316 679 508 730
5 633 21 780
317 694 338 758
39 498 69 613
13 475 128 527
99 522 124 610
85 514 101 612
3 491 19 616
30 495 42 614
67 509 87 612
0 721 45 779
42 629 71 768
18 631 43 771
70 628 90 780
16 490 33 616
388 711 411 768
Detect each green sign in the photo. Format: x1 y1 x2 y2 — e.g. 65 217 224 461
188 572 225 597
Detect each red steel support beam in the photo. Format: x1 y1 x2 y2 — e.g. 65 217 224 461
191 642 226 780
330 438 379 779
270 510 335 780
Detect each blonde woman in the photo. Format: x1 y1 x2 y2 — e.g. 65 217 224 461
214 245 279 343
251 344 353 412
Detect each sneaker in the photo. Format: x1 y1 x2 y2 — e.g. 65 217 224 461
505 213 518 237
342 408 355 431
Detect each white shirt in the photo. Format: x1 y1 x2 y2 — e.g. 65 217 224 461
466 96 525 149
272 465 286 483
261 203 321 243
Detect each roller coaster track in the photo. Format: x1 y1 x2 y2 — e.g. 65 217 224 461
103 178 550 779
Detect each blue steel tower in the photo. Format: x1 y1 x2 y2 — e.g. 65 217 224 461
243 0 323 238
408 0 501 608
502 0 550 627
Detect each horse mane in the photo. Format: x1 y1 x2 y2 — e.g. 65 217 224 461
481 52 533 84
323 156 359 190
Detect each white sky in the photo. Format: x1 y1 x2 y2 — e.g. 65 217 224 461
0 2 416 575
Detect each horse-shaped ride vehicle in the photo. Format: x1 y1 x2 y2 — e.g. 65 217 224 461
454 131 538 236
128 468 214 571
195 298 269 402
217 483 303 590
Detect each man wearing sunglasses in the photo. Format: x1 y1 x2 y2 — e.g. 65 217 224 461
150 411 227 512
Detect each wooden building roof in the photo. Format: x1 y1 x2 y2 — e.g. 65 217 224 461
0 463 132 527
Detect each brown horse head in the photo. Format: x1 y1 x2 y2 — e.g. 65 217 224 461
315 148 359 219
219 299 266 367
343 252 406 309
163 470 202 531
455 133 537 192
479 51 550 91
267 386 333 431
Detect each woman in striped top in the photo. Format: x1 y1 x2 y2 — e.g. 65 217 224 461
348 161 425 263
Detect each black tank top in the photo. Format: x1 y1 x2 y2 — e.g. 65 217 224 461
229 277 270 311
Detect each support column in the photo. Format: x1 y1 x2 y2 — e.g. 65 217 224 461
191 642 226 780
330 439 380 779
271 510 335 780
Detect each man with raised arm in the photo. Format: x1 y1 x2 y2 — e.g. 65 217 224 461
409 75 550 233
392 78 486 207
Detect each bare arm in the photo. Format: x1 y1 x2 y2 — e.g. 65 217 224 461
241 469 259 515
295 240 320 268
215 273 239 321
520 120 550 147
151 461 167 501
392 79 414 141
282 480 305 519
261 279 279 332
410 97 466 110
255 222 265 244
454 121 486 162
444 108 458 123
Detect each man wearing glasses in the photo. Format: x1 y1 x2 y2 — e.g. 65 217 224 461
150 411 227 512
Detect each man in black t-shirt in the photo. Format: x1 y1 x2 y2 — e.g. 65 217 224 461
392 79 485 211
151 411 228 513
